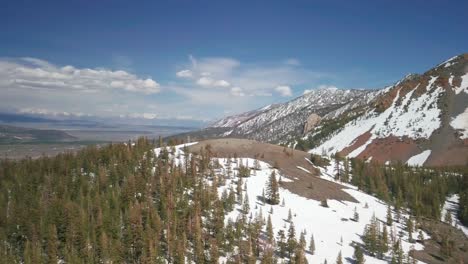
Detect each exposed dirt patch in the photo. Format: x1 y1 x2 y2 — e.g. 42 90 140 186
187 138 357 203
354 136 421 164
426 144 468 167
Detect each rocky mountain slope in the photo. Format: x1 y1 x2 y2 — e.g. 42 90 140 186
310 54 468 166
177 54 468 166
210 88 376 142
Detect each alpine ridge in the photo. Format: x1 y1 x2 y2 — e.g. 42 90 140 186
198 54 468 166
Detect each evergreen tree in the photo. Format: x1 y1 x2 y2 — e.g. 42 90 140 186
287 223 297 259
309 234 315 255
266 170 280 205
406 217 414 243
444 211 452 225
336 251 343 264
353 245 365 264
263 215 272 244
242 192 250 214
386 205 393 226
46 225 59 264
287 209 293 222
276 230 287 258
353 207 359 222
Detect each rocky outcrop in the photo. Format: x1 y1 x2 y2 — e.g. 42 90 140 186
303 113 321 134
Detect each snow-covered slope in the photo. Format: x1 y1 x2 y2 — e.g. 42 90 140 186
210 104 278 128
156 143 432 263
441 194 468 236
310 54 468 167
210 88 375 142
175 54 468 166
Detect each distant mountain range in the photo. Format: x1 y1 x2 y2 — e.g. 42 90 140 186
177 54 468 166
0 125 77 143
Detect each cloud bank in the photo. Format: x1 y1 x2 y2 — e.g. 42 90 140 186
0 56 332 123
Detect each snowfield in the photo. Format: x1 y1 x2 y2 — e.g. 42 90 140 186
157 143 432 263
406 150 432 166
219 158 428 263
451 107 468 139
312 84 443 156
454 73 468 95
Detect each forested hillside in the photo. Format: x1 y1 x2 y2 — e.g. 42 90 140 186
0 138 467 263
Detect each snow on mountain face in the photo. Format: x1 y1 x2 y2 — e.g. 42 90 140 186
180 54 468 166
210 88 374 142
310 54 468 167
210 104 278 128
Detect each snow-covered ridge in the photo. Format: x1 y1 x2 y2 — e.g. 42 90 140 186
209 88 373 143
312 77 445 157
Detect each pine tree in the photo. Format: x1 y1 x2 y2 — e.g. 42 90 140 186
294 244 307 264
299 230 307 250
46 225 59 264
277 229 287 258
407 217 414 243
266 215 274 244
309 234 315 255
336 251 343 264
287 209 293 222
386 205 393 226
242 192 250 214
266 170 280 205
381 224 389 253
362 214 379 256
287 223 297 259
209 239 219 264
444 211 453 225
353 207 359 222
353 245 365 264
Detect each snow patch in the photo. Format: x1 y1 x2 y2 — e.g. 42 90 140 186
454 73 468 95
406 150 431 166
296 166 311 174
450 107 468 139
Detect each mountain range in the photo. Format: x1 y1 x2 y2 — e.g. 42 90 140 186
178 54 468 167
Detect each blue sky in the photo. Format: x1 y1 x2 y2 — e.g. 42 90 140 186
1 0 467 124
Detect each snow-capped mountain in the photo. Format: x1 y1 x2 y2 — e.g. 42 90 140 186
310 54 468 166
179 54 468 166
210 88 375 142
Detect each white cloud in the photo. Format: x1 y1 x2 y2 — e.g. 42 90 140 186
275 85 292 97
195 76 230 88
128 113 158 119
0 55 332 123
0 58 160 94
213 79 230 87
178 55 328 98
196 76 214 87
176 69 193 78
230 87 245 97
284 58 300 66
